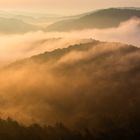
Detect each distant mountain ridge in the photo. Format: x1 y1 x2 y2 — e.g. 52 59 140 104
0 8 140 33
46 8 140 31
0 17 39 33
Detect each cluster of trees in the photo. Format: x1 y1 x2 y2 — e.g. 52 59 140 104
0 118 91 140
0 118 140 140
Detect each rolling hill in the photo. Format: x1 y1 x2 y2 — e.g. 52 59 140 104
46 8 140 31
0 17 39 33
1 39 140 135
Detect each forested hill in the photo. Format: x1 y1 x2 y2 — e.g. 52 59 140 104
46 8 140 31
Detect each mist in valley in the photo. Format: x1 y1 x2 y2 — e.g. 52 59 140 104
0 17 140 66
0 7 140 139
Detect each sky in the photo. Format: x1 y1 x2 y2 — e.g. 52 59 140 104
0 0 140 15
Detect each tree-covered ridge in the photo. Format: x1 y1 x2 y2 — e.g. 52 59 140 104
0 118 140 140
1 41 140 140
46 8 140 31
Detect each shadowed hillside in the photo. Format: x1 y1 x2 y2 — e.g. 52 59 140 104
0 40 140 135
0 118 140 140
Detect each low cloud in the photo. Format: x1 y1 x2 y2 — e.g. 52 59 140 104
0 32 90 65
0 17 140 65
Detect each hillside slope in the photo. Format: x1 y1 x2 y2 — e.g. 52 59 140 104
1 40 140 135
0 17 39 33
46 8 140 31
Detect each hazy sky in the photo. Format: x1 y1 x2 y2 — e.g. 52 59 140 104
0 0 140 15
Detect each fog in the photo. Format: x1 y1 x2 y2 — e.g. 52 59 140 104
0 40 140 131
0 17 140 130
0 18 140 66
0 33 91 65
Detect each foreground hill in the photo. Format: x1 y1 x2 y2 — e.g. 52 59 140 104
1 40 140 139
46 8 140 31
0 117 139 140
